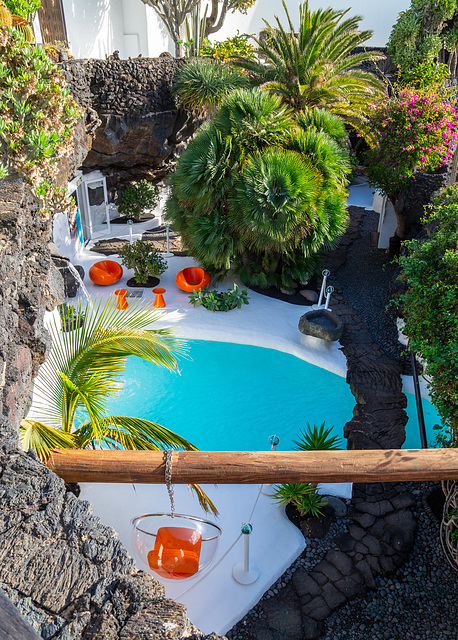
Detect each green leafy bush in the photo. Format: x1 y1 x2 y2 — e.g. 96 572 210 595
200 32 256 62
398 184 458 443
189 284 249 311
0 26 82 217
118 180 159 220
119 240 167 284
399 61 450 89
5 0 40 19
365 87 458 201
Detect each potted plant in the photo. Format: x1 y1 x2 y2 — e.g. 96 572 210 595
189 284 249 311
119 239 167 286
58 303 85 332
117 180 159 221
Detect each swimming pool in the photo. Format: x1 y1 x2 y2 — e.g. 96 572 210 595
107 340 442 451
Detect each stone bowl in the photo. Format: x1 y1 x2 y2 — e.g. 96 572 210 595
298 309 343 342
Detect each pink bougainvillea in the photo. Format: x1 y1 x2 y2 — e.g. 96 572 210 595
365 87 458 199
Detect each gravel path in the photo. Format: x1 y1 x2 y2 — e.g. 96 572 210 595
336 209 403 362
323 483 458 640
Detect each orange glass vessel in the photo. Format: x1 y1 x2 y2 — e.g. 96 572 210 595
153 287 166 308
175 267 211 293
147 526 202 579
114 289 129 310
89 260 123 285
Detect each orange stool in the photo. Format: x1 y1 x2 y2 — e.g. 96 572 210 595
147 526 202 579
89 260 123 286
153 287 166 308
175 267 211 293
114 289 129 310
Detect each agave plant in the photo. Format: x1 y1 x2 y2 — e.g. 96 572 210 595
234 0 384 138
272 483 327 518
20 296 216 513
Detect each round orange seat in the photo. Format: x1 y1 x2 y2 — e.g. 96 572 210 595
175 267 211 292
89 260 123 286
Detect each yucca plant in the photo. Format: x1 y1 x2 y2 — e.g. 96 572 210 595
20 296 216 514
234 0 384 139
293 422 342 450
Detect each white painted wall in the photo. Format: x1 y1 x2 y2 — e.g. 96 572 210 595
211 0 411 48
57 0 411 60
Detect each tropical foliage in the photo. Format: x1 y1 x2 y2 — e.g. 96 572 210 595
364 86 458 213
4 0 40 20
273 422 339 518
173 57 248 113
388 0 458 77
21 296 216 513
166 88 350 289
233 0 384 136
0 26 82 217
398 184 458 444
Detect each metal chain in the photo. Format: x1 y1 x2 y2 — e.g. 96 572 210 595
165 448 175 517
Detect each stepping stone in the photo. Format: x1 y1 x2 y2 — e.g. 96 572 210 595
299 289 318 303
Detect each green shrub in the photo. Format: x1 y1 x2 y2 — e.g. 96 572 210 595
200 32 256 62
118 180 159 220
0 26 82 217
189 284 249 311
5 0 40 19
398 183 458 443
119 240 167 284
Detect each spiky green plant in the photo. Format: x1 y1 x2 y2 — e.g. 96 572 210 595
166 88 350 289
272 483 327 518
172 57 248 113
20 296 217 514
293 422 342 451
233 0 384 139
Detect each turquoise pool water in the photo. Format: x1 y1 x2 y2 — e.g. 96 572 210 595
107 340 442 451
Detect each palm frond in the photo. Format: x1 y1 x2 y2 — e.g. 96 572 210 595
20 419 77 461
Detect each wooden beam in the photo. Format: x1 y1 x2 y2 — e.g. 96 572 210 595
0 590 41 640
47 449 458 484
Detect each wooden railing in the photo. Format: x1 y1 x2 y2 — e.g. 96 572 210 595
47 449 458 484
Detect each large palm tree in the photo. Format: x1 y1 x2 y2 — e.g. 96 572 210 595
167 88 350 289
20 296 216 512
235 1 384 135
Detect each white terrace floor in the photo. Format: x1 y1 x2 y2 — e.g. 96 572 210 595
50 184 374 635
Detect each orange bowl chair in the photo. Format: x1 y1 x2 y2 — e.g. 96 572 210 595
147 526 202 580
175 267 211 293
89 260 123 286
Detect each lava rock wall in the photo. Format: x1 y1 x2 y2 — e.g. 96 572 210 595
0 180 225 639
61 55 200 188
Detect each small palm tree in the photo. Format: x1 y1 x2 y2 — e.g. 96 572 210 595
235 1 384 136
20 296 216 513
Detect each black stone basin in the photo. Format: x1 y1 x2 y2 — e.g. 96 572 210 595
298 309 343 341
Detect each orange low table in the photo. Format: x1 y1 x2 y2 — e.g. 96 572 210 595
147 526 202 579
175 267 211 293
89 260 123 286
